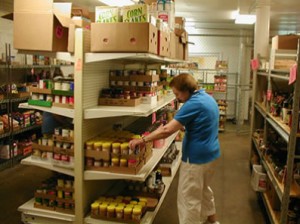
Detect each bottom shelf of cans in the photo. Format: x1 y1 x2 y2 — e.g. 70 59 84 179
84 142 182 224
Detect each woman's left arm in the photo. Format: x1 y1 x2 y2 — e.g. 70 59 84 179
129 119 183 149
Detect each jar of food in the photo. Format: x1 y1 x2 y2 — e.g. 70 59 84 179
124 207 133 220
111 157 120 167
94 142 102 151
102 142 111 153
64 191 72 199
57 190 63 199
130 201 138 206
132 207 142 221
103 160 110 167
107 205 115 218
115 206 124 219
99 203 107 217
57 179 64 187
94 160 102 167
86 141 94 150
120 143 129 155
112 142 121 154
57 201 64 208
128 159 137 168
120 158 127 167
86 158 94 167
91 202 99 215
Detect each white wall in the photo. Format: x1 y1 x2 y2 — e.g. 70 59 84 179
188 32 253 122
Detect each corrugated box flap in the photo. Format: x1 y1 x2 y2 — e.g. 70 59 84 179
14 0 53 13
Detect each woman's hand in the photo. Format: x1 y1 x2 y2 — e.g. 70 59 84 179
129 138 144 150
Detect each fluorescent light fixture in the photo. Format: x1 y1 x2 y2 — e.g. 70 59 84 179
235 14 256 24
99 0 135 7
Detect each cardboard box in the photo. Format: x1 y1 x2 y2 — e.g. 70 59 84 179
158 31 170 57
99 97 141 107
32 142 53 152
170 32 176 59
14 0 74 52
175 17 185 29
141 95 157 105
85 149 110 161
91 23 158 54
274 59 296 70
272 35 300 50
121 4 149 23
95 6 120 23
175 36 184 60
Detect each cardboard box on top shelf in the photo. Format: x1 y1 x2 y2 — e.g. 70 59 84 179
158 30 171 57
272 35 300 50
175 17 185 30
175 36 184 60
91 23 158 54
14 0 75 52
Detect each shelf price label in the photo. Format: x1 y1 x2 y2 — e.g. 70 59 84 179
289 64 297 85
267 89 272 101
251 58 259 71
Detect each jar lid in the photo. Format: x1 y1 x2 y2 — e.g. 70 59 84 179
112 142 121 148
91 202 99 209
102 142 112 148
139 197 148 203
112 158 119 162
130 201 138 205
124 207 133 213
94 142 102 147
131 135 141 139
86 141 94 146
138 201 146 207
128 159 137 164
115 206 124 212
125 204 134 208
99 204 108 209
107 205 115 212
132 207 142 214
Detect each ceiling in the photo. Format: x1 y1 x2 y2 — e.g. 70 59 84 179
1 0 300 34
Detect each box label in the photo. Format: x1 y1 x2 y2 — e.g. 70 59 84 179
122 4 148 22
96 7 119 23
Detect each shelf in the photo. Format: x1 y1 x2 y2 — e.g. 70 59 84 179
11 96 30 103
19 103 74 118
0 132 10 140
257 71 269 77
21 157 74 176
12 124 41 136
261 193 280 224
0 98 10 104
17 50 75 63
84 132 179 181
252 137 263 159
255 102 267 118
262 159 300 200
85 142 182 224
85 53 185 64
18 198 75 224
270 73 289 81
84 94 175 119
266 116 289 143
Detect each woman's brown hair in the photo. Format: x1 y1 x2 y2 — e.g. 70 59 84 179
169 73 198 94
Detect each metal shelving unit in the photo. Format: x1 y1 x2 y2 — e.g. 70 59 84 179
250 42 300 224
18 28 184 224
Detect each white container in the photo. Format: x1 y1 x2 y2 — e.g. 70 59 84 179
61 82 70 91
251 164 267 192
54 82 62 90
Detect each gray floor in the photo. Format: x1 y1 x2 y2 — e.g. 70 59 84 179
0 124 266 224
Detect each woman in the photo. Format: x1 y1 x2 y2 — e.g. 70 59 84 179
130 73 220 224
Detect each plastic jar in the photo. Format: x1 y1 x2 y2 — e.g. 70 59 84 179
120 143 129 155
120 158 127 167
91 202 99 215
130 201 138 206
57 179 64 187
115 206 124 219
94 142 102 151
112 143 121 154
111 157 120 167
99 203 107 216
107 205 115 218
124 207 133 220
57 190 63 198
132 207 142 221
94 160 102 167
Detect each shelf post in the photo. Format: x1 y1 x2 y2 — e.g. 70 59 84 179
280 40 300 224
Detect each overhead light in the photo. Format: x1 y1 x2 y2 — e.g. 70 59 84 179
99 0 135 7
235 14 256 24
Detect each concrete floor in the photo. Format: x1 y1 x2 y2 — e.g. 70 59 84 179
0 125 267 224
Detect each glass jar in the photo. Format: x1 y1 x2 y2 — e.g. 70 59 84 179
99 203 107 217
57 179 64 187
107 205 115 218
111 157 120 167
124 207 132 220
115 206 124 219
94 142 102 151
120 158 127 167
103 160 110 167
86 141 94 150
91 202 99 215
121 143 129 155
128 159 137 168
57 190 63 199
132 207 142 221
112 142 121 155
102 142 111 153
86 158 94 167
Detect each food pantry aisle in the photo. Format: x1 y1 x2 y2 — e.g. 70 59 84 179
0 124 266 224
